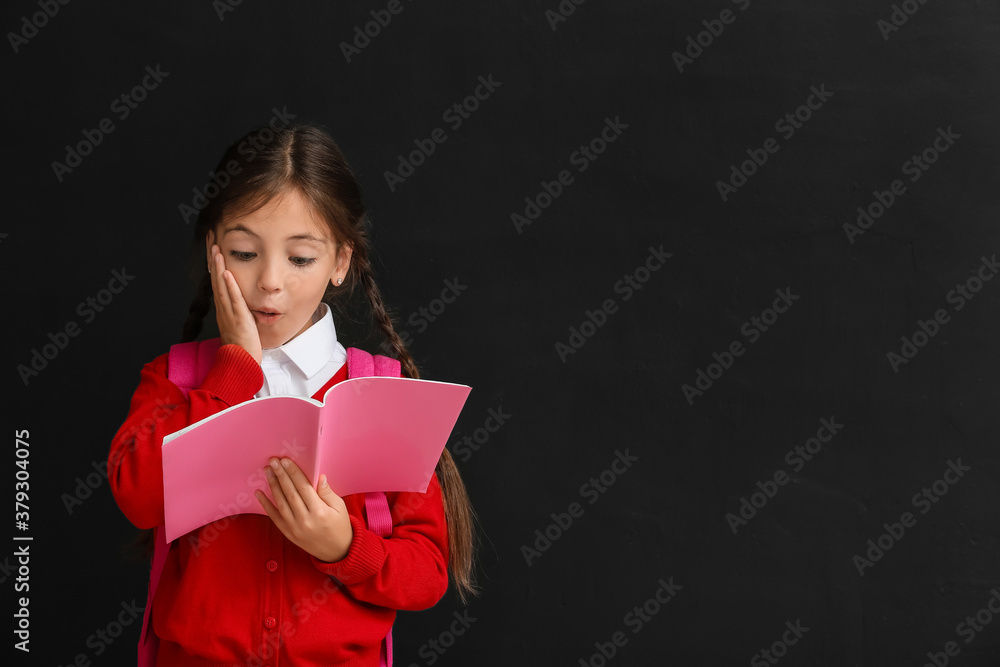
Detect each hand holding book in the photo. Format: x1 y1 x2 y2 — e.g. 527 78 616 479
254 457 355 562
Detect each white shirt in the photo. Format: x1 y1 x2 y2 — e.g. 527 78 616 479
255 303 347 399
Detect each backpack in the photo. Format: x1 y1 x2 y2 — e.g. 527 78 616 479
139 340 399 667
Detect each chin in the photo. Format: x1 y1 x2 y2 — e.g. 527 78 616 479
255 332 282 350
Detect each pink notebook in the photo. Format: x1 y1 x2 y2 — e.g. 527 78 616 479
161 376 471 542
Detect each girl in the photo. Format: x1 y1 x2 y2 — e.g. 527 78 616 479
108 124 476 666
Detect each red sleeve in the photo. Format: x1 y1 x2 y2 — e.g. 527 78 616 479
310 474 450 611
108 344 264 529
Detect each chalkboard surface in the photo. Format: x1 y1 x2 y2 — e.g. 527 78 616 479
6 1 1000 665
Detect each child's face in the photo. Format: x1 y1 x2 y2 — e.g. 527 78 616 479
206 188 351 349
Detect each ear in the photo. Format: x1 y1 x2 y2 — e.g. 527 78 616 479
331 242 353 287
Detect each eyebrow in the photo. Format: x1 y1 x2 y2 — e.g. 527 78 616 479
223 224 327 245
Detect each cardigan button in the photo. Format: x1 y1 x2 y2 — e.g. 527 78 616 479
264 616 276 629
266 559 278 572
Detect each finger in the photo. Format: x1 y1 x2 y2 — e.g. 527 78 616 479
209 245 220 299
316 474 346 511
212 247 233 318
254 487 283 527
263 463 294 518
271 458 309 518
214 250 256 329
212 246 243 314
224 268 253 320
280 459 326 512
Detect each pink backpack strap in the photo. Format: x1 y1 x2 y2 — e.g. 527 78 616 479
347 348 400 538
138 526 169 666
166 338 221 399
347 347 399 667
346 347 402 381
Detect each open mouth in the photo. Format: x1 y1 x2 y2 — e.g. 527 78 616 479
253 310 282 323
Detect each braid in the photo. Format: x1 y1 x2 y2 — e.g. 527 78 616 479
181 271 214 343
353 251 479 602
353 253 420 379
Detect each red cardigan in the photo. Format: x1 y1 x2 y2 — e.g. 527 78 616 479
109 344 450 667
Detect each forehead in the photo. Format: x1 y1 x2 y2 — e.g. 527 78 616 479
221 189 334 245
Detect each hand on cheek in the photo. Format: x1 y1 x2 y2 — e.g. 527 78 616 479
210 244 263 364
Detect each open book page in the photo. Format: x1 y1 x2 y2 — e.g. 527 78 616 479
317 377 475 496
162 396 319 541
161 377 471 542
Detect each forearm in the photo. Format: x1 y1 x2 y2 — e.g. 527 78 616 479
312 479 450 610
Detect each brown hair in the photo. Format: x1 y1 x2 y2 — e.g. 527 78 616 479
180 123 477 602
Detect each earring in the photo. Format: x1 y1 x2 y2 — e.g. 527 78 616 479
337 277 343 285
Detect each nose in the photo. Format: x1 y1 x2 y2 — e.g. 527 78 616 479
257 256 284 294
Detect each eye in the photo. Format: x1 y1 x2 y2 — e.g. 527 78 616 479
229 250 256 262
291 257 317 267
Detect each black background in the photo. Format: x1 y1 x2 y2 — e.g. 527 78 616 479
5 0 1000 665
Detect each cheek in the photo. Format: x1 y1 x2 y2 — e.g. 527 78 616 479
225 264 254 293
298 271 332 298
